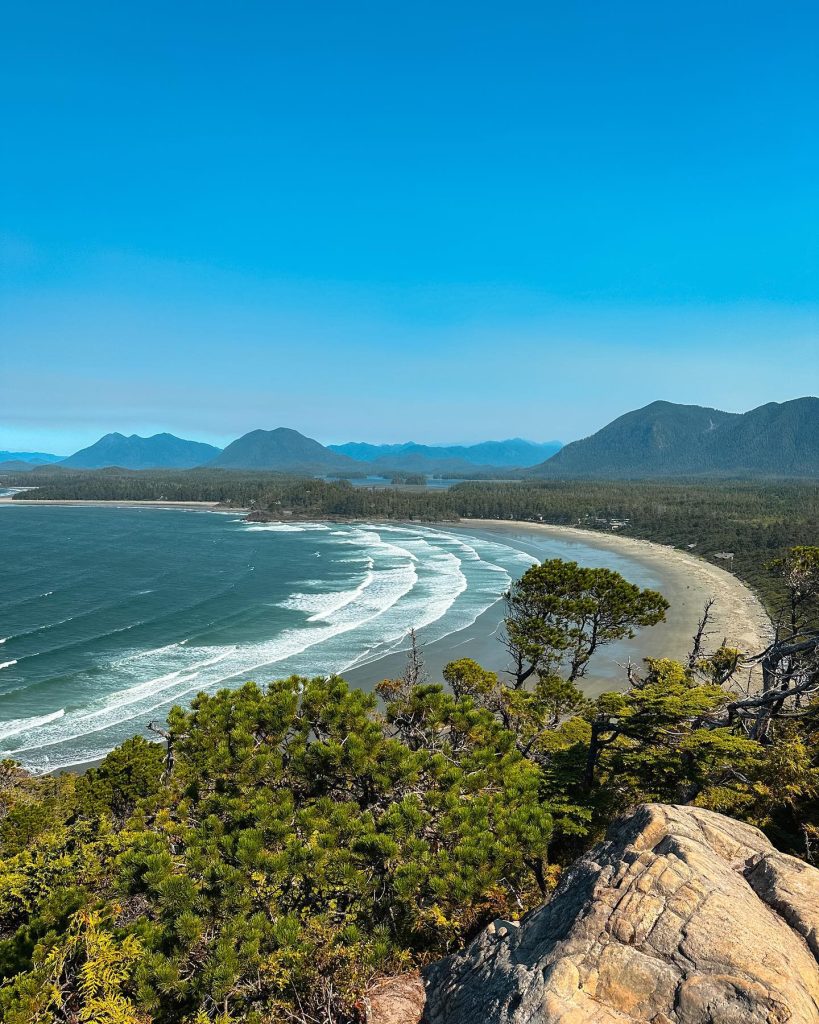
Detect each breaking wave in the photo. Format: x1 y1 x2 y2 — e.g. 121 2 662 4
0 518 540 772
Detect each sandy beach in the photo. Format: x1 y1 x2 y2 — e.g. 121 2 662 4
0 497 227 510
460 519 773 667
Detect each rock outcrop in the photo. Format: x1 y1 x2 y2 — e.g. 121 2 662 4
424 804 819 1023
366 974 426 1024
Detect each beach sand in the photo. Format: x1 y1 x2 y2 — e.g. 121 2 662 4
0 497 227 510
347 519 772 698
464 519 772 654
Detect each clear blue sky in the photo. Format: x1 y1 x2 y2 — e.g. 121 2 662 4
2 1 817 453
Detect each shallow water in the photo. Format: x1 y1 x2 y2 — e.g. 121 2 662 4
0 506 661 772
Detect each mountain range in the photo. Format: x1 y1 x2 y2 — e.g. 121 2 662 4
3 398 818 478
0 450 66 472
329 439 562 471
0 450 64 464
527 398 819 478
5 433 560 474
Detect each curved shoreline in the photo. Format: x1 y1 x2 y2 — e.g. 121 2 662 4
459 518 773 659
2 498 773 657
0 497 226 509
0 507 775 775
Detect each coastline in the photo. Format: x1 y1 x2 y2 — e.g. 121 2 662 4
3 505 774 778
458 518 773 659
0 497 229 510
2 500 772 656
66 512 759 778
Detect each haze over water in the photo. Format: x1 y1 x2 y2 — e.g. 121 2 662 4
0 504 662 772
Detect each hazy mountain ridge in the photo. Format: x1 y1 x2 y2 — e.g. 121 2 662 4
60 433 223 470
204 432 562 474
330 438 563 469
530 398 819 478
0 450 64 465
6 432 562 477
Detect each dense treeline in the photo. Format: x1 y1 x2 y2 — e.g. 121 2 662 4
7 470 818 618
449 479 819 616
1 554 818 1021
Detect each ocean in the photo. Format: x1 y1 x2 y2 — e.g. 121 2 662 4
0 502 662 772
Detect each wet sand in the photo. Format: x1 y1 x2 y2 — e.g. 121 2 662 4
348 519 772 698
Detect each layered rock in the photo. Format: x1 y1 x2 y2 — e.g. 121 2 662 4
424 804 819 1023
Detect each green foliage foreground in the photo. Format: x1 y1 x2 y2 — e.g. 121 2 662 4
0 678 553 1023
2 665 817 1023
1 554 818 1022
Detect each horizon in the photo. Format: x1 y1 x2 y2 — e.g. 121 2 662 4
3 393 814 458
2 430 563 460
3 2 819 453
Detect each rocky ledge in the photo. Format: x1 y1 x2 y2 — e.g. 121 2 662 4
401 804 819 1023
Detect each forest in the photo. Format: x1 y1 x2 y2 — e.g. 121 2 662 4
0 552 818 1022
7 470 819 619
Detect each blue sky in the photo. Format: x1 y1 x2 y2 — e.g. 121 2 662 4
2 1 817 453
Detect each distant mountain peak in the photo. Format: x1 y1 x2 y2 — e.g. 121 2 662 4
528 398 819 479
60 432 222 470
208 427 358 473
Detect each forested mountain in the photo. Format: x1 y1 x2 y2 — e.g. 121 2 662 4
530 398 819 478
330 438 563 469
60 432 222 469
208 427 359 473
709 398 819 475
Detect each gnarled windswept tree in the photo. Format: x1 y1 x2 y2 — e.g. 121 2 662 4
503 559 669 687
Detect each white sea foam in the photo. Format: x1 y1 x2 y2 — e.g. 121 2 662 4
450 532 540 568
242 523 330 533
0 709 65 740
6 529 419 759
0 660 17 670
280 556 376 622
4 521 542 772
109 639 189 668
341 527 519 671
7 654 234 755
